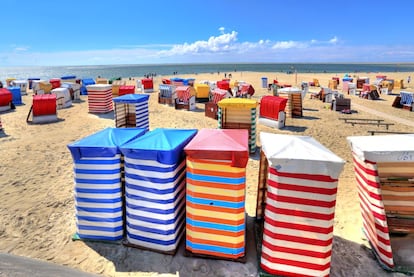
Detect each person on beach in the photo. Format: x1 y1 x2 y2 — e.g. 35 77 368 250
408 76 411 84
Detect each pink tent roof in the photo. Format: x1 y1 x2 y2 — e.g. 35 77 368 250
184 128 249 168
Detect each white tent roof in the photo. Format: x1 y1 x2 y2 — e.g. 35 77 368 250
278 87 302 94
260 132 345 179
347 134 414 162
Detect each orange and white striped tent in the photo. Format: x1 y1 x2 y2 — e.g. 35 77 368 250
184 128 249 260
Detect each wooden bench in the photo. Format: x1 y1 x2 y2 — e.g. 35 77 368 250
339 118 394 129
339 117 384 124
348 122 394 129
367 130 413 136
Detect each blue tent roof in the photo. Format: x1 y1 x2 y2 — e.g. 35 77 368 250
61 75 76 80
67 127 147 160
81 78 95 85
120 128 198 164
113 94 149 103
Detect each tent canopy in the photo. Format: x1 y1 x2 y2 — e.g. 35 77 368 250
67 127 147 160
113 93 149 103
260 132 345 178
217 98 258 109
184 128 249 168
347 134 414 163
120 128 198 164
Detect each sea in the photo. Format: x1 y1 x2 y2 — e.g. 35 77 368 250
1 63 414 82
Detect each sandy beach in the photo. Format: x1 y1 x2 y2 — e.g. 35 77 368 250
1 71 414 277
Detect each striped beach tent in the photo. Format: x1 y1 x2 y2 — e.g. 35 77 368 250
217 98 258 154
86 84 113 113
67 127 147 241
158 84 176 105
113 94 150 130
120 128 198 253
184 128 249 260
259 132 345 277
347 134 414 273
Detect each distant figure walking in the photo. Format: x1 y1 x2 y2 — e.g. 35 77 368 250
407 76 411 84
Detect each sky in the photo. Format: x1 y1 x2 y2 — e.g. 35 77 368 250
1 0 414 66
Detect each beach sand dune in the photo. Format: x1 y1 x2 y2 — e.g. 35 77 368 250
1 71 413 276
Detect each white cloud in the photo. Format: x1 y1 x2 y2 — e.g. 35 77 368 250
329 36 338 44
272 41 308 49
159 31 238 56
14 46 29 52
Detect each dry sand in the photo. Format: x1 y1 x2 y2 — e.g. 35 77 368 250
1 71 414 277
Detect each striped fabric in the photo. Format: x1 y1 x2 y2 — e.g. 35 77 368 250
400 91 414 106
176 86 192 103
250 108 257 153
260 167 339 277
256 151 268 220
86 84 113 113
212 89 227 104
186 157 246 259
217 107 257 153
73 155 124 241
351 153 394 269
159 84 176 98
114 102 149 130
123 156 187 252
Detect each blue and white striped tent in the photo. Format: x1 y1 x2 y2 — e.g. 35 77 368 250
67 127 147 241
120 128 198 253
113 94 150 130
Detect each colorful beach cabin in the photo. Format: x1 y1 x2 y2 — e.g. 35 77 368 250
7 86 23 105
111 80 126 97
81 78 96 95
257 132 345 277
175 86 196 111
86 84 113 113
113 94 149 130
61 75 77 83
11 80 28 95
28 78 40 90
204 88 228 120
120 128 198 253
194 83 210 102
258 95 288 129
30 94 58 124
184 128 249 260
0 88 13 112
277 87 303 118
217 98 258 153
67 127 147 241
51 87 72 109
347 134 414 274
158 84 177 106
141 78 154 93
49 78 61 89
38 81 52 94
61 82 81 101
118 85 135 96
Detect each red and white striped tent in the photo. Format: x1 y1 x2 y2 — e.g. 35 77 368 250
347 134 414 273
258 132 345 277
86 84 113 113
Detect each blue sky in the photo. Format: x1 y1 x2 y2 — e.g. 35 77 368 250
1 0 413 66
